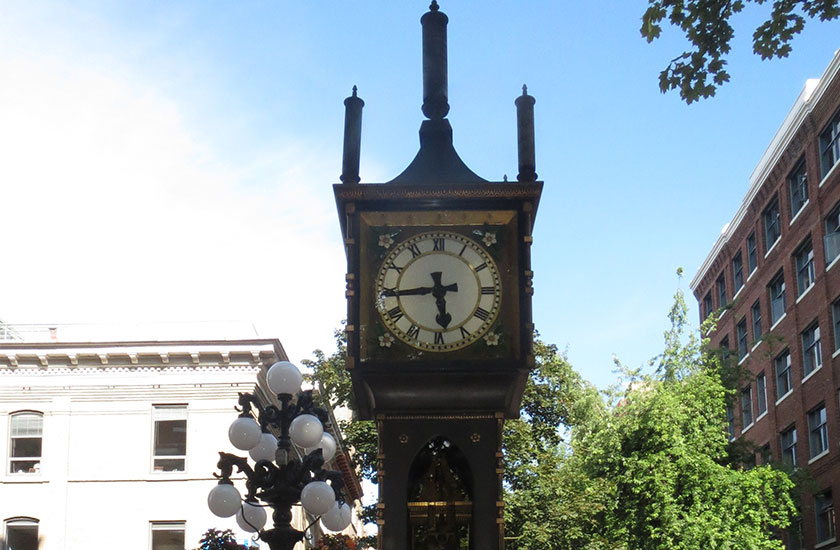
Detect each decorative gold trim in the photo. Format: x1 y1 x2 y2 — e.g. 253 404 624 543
381 413 497 420
336 183 542 202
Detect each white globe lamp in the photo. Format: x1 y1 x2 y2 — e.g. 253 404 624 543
321 501 353 532
249 432 278 463
207 483 241 518
300 481 336 516
307 432 337 462
228 416 263 451
289 414 323 448
266 361 303 395
236 500 267 533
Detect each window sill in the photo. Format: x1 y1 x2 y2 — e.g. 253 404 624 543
802 364 823 384
751 340 763 352
819 159 840 188
814 537 837 550
719 309 727 321
770 313 787 332
738 353 749 365
755 411 767 424
795 284 814 304
776 390 793 407
733 286 745 301
826 253 840 273
789 200 809 226
741 422 754 435
808 449 830 465
833 347 840 359
765 239 780 259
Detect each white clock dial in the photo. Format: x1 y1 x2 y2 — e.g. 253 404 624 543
375 231 502 352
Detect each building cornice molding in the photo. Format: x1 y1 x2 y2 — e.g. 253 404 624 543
691 49 840 292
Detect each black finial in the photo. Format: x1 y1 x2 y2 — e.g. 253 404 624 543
515 85 537 182
503 174 508 182
341 87 364 184
421 1 449 120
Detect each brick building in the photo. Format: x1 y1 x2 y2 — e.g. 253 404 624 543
691 50 840 549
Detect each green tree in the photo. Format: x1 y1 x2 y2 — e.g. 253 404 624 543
503 278 796 549
195 528 246 550
640 0 840 103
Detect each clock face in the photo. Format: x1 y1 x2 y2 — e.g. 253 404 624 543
375 231 502 352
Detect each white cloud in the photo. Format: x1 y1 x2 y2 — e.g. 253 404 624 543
0 43 348 363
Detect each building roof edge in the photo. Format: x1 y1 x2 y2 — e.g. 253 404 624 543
690 49 840 293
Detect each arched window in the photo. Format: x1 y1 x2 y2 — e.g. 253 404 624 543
8 412 42 475
4 517 39 550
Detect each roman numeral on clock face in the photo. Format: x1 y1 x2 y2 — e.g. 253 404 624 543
459 326 471 338
387 306 403 322
474 307 490 321
434 332 444 345
433 238 445 251
388 262 403 273
474 262 487 272
408 243 422 258
481 286 495 295
406 324 420 339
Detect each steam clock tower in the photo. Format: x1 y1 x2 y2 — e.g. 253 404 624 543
334 3 542 548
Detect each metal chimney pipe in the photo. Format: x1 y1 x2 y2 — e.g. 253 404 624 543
515 84 537 182
420 1 449 120
340 86 364 184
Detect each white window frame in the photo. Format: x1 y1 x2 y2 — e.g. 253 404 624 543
4 517 39 550
8 411 43 475
152 405 188 473
149 521 186 550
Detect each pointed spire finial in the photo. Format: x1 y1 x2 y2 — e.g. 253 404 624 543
430 0 439 11
522 84 528 95
352 85 358 97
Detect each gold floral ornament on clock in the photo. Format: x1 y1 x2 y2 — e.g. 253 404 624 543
375 231 502 352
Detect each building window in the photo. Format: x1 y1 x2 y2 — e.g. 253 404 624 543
153 405 187 472
740 386 753 428
703 292 713 320
834 298 840 352
821 108 840 177
794 239 815 296
752 300 762 342
726 406 735 440
756 372 767 416
764 196 781 250
747 232 757 273
716 274 727 308
732 251 744 293
825 201 840 266
816 490 836 544
4 518 39 550
802 323 822 377
780 425 797 467
720 336 731 361
808 404 828 459
787 519 803 550
9 411 43 474
736 318 748 360
151 522 186 550
788 158 808 217
775 350 792 400
769 271 786 325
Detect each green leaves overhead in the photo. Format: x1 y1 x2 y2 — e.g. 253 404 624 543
641 0 839 102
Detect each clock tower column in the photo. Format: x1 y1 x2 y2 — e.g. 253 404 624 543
334 3 542 548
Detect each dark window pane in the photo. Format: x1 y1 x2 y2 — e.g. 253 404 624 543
764 197 781 249
788 159 808 216
781 426 797 467
821 109 840 177
154 419 186 456
152 526 185 550
747 232 757 273
816 490 835 543
795 240 815 295
756 373 767 415
733 252 744 291
6 524 39 550
11 437 41 458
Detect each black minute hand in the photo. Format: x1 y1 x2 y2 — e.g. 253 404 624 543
382 286 433 297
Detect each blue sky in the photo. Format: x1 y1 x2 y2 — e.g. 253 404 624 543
1 1 838 390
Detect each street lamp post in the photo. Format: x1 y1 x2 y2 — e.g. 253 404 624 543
207 361 354 550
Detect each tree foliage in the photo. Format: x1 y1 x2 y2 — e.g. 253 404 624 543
640 0 840 102
195 528 246 550
503 280 796 549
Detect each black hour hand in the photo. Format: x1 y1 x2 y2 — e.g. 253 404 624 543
382 286 432 297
